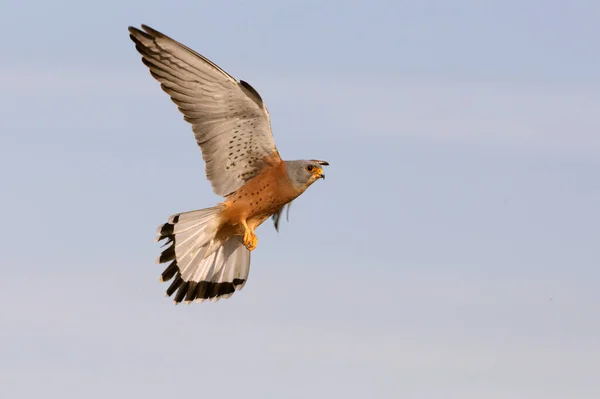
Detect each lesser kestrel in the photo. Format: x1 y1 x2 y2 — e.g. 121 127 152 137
128 25 328 304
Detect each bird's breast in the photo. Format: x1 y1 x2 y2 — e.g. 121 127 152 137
220 162 300 229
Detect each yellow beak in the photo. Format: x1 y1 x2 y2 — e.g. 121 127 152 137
315 167 325 179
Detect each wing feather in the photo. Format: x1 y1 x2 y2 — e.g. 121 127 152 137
129 24 280 196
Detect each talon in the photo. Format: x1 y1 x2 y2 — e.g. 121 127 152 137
242 220 258 251
243 232 258 251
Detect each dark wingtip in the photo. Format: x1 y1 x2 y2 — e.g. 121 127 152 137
239 80 264 106
141 24 161 36
128 25 153 41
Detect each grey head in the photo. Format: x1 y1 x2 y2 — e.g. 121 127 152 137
284 159 329 191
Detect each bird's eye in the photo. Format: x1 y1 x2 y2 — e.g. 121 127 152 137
306 165 314 172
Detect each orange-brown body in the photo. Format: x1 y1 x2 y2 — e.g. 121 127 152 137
215 156 301 243
130 24 329 303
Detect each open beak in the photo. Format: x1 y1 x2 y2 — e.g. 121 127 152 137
311 160 328 180
315 167 325 180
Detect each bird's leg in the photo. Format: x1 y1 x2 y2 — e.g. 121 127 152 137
241 219 258 251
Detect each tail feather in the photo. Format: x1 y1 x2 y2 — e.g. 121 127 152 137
155 206 251 304
160 261 178 282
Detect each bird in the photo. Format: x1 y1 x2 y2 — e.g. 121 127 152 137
128 25 329 304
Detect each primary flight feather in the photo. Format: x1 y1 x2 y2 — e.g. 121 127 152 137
128 25 329 304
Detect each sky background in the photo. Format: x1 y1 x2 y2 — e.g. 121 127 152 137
2 1 600 398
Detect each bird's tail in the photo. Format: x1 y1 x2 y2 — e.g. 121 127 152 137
155 206 250 304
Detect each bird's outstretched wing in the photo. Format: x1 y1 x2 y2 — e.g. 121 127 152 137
129 25 281 197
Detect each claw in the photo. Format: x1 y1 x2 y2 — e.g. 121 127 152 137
242 221 258 251
243 231 257 251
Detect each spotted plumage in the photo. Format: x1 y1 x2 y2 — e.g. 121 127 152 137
129 25 328 304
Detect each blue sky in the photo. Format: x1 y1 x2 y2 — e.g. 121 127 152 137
2 1 599 398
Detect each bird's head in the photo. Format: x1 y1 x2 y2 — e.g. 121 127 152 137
285 159 329 191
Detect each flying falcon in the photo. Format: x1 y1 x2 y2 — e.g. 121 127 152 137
128 25 328 304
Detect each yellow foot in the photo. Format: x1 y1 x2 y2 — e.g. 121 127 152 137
243 231 258 251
